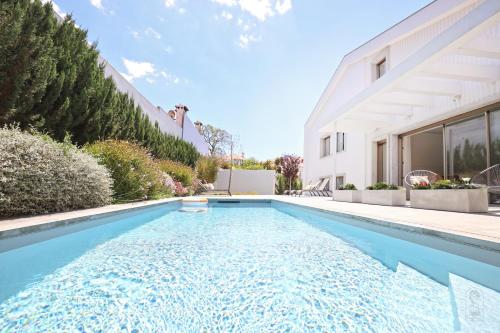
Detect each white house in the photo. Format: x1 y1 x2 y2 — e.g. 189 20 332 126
304 0 500 200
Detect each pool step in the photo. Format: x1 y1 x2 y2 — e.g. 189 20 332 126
378 263 454 332
179 198 208 213
448 273 500 333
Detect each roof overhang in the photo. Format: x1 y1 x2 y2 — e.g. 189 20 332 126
317 0 500 135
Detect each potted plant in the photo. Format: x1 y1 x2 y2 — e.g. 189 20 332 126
410 179 488 213
362 182 406 206
333 183 362 203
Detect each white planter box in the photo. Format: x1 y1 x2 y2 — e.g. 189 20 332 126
333 190 362 203
410 188 488 213
361 190 406 206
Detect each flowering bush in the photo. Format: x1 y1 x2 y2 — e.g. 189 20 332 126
85 140 172 202
162 173 177 193
0 127 113 217
156 160 195 187
174 181 189 197
413 181 431 190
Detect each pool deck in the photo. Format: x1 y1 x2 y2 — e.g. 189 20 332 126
1 195 499 252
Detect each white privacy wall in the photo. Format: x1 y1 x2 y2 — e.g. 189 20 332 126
214 170 276 195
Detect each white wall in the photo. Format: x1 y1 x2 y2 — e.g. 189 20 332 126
183 115 209 155
99 57 209 155
214 170 276 195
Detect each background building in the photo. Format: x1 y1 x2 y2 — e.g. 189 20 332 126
304 0 500 199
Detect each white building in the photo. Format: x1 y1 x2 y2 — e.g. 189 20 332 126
304 0 500 198
100 57 209 155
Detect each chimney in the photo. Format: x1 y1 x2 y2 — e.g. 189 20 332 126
175 104 189 128
167 109 176 120
194 121 203 133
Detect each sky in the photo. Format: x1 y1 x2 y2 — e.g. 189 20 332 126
48 0 431 160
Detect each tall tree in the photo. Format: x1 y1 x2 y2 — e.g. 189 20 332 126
200 124 231 156
280 155 302 191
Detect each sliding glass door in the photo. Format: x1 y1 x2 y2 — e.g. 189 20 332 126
490 110 500 166
445 116 487 180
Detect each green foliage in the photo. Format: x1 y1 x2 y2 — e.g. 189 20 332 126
275 174 301 194
85 140 172 202
366 182 399 190
0 0 199 167
339 183 357 190
0 126 112 217
196 156 219 183
156 159 195 187
238 158 265 170
430 179 478 190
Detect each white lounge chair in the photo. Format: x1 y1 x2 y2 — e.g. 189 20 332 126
293 180 321 197
313 178 332 197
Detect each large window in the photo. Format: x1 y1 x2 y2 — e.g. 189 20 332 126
336 132 345 152
320 136 331 157
490 110 500 165
445 116 487 180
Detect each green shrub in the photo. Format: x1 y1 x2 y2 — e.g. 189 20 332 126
85 140 172 202
339 183 357 190
429 179 478 190
196 156 219 183
366 182 399 190
156 160 195 187
0 126 113 217
275 174 302 194
430 179 453 189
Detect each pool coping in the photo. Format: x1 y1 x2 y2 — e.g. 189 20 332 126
0 198 182 240
1 196 499 255
270 198 500 253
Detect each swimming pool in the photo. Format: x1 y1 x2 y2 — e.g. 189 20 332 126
0 200 499 332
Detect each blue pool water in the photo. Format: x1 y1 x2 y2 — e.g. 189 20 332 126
0 201 499 332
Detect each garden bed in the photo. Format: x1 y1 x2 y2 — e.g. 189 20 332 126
362 190 406 206
410 188 488 213
333 190 362 203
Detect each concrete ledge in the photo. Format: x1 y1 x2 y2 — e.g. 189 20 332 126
0 198 182 240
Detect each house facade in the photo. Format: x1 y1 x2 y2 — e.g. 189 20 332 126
303 0 500 196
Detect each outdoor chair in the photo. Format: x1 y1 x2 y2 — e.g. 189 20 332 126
471 164 500 194
294 180 321 197
313 178 332 197
404 170 441 188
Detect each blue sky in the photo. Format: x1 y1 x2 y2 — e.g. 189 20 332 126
49 0 431 160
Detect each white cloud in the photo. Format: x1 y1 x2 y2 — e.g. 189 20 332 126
89 0 103 9
121 59 156 82
178 8 186 14
41 0 66 18
238 0 274 21
238 33 260 48
221 10 233 20
212 0 237 6
145 27 162 39
275 0 292 15
130 30 140 39
164 0 175 7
